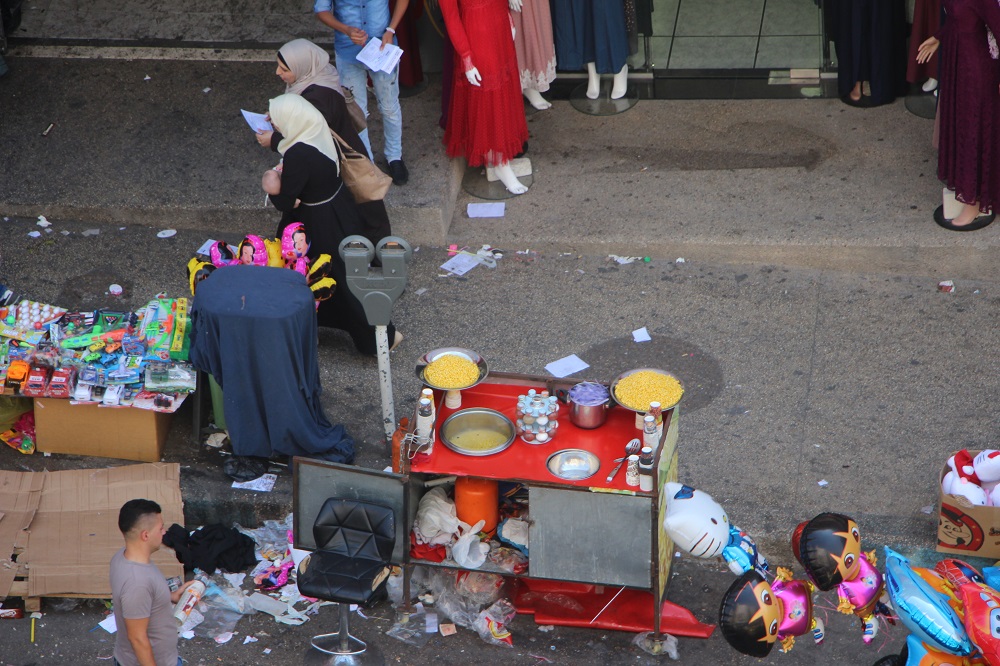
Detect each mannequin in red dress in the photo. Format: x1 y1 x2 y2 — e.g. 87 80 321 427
440 0 531 194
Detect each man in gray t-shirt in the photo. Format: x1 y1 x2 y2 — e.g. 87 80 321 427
110 499 193 666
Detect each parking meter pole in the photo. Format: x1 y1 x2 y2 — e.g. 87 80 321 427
374 324 394 445
339 235 413 451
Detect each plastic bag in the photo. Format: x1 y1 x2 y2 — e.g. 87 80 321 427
386 607 431 647
472 599 517 647
456 571 504 606
632 631 680 659
413 487 460 546
488 544 528 574
235 513 294 561
451 520 488 569
497 517 529 555
386 565 429 606
428 570 480 629
192 573 254 639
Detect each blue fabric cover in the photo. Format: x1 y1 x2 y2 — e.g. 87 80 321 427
189 265 355 463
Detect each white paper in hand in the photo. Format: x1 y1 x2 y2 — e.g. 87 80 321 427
241 109 273 133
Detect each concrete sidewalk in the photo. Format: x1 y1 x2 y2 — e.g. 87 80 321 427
1 54 996 278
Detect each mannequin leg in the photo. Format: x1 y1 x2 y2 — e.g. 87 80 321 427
523 87 552 110
849 81 862 102
611 64 628 100
922 77 938 92
492 161 528 195
951 202 984 226
586 62 600 99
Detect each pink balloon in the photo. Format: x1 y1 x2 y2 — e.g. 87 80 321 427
773 578 814 640
837 552 883 623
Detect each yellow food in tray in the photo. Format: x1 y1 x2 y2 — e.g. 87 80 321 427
424 354 479 389
615 370 683 410
447 428 508 451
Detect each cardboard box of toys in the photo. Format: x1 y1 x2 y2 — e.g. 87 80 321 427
937 449 1000 559
33 397 173 462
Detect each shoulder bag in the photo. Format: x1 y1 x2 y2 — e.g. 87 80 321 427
330 129 393 203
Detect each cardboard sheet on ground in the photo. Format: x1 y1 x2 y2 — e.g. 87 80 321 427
0 463 184 598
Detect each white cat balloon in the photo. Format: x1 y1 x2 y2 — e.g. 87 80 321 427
974 450 1000 483
662 482 731 558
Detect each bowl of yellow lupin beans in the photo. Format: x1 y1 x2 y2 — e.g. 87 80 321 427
609 368 685 413
417 347 488 391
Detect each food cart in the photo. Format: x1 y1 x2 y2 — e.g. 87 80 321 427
293 368 714 642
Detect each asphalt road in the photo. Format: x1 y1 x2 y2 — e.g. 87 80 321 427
3 212 989 664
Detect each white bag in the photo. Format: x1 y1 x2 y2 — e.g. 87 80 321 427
414 487 461 546
451 520 489 569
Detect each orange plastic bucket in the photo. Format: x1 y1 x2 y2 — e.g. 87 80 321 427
455 477 500 536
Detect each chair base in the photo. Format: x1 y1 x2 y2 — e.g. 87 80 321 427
304 634 384 666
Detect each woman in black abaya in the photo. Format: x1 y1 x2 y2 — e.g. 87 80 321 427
828 0 908 107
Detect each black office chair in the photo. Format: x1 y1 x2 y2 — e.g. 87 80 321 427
297 498 395 666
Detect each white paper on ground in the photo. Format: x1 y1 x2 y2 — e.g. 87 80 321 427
632 327 651 342
545 354 590 378
439 253 480 276
290 547 310 567
98 614 118 633
467 202 505 218
425 611 439 633
232 473 277 492
196 239 216 256
241 109 273 133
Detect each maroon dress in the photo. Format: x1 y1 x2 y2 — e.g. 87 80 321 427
937 0 1000 211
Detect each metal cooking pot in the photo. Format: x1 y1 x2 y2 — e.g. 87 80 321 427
557 382 610 429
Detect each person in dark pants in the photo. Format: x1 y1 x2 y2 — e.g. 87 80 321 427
828 0 907 107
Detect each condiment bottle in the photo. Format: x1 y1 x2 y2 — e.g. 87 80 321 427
173 577 207 625
642 414 659 451
648 401 663 433
415 398 435 455
638 446 654 492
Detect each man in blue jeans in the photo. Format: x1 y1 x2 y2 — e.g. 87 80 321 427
315 0 409 185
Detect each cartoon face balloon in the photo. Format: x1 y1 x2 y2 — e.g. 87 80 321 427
719 570 820 657
960 583 1000 666
210 240 238 268
237 235 269 267
792 513 862 591
663 483 731 559
935 559 985 589
719 571 783 657
975 450 1000 484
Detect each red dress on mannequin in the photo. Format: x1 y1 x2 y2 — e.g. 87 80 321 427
439 0 529 167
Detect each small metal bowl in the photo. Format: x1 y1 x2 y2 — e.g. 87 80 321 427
609 367 685 413
546 449 601 481
415 347 489 391
440 408 515 457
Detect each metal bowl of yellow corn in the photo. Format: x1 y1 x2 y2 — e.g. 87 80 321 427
609 368 684 413
416 347 489 391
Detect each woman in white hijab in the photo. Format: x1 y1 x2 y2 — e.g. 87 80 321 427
263 93 400 356
257 38 393 245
